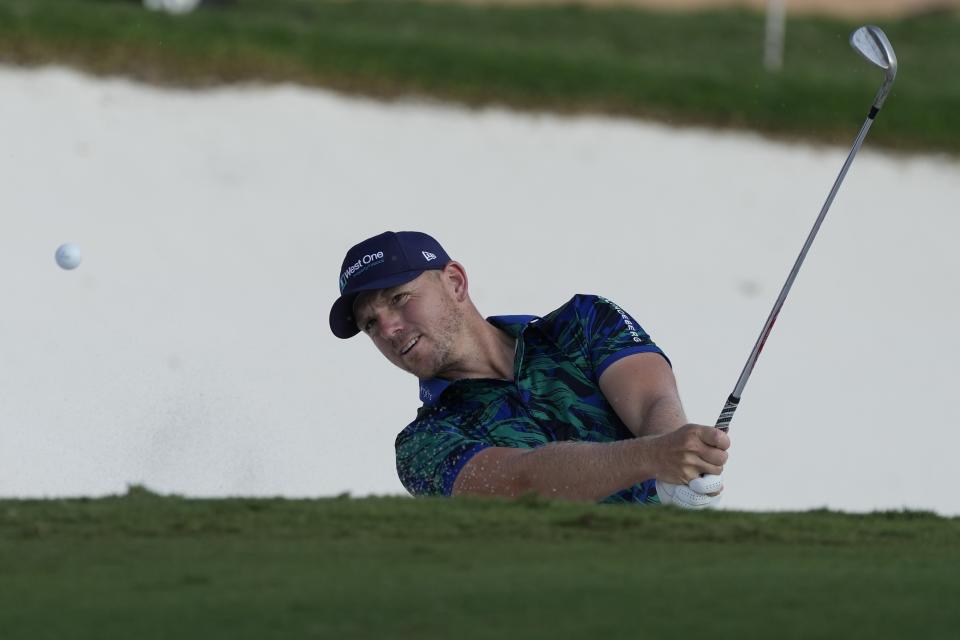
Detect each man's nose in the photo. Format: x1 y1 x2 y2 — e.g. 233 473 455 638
377 310 404 339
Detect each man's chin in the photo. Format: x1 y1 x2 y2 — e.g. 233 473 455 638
406 363 440 380
401 357 445 381
394 341 448 379
393 354 428 378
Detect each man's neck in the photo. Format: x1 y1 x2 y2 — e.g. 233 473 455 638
439 315 517 382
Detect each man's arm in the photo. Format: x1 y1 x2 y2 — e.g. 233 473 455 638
598 352 687 437
451 425 728 502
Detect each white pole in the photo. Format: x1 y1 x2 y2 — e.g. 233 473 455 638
764 0 787 71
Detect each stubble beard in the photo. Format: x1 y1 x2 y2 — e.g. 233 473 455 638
416 295 463 380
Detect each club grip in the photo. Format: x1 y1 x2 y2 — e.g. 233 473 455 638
715 394 740 432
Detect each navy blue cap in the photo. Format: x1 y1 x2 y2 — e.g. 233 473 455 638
329 231 451 339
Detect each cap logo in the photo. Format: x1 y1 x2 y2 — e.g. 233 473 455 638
422 250 437 262
339 250 385 292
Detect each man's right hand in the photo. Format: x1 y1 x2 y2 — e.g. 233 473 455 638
647 424 730 485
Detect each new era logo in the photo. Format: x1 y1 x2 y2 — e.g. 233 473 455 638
422 251 437 262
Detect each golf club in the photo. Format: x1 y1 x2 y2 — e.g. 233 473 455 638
715 25 898 432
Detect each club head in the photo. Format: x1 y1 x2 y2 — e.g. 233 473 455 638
850 25 898 109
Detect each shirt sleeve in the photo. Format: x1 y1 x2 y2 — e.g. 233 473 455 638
395 413 491 498
571 294 670 380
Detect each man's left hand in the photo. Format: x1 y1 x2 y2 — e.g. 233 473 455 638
656 474 723 509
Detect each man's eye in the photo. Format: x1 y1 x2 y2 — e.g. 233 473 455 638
391 293 408 305
363 319 376 333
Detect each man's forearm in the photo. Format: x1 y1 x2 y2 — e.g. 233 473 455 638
453 424 727 501
515 438 656 502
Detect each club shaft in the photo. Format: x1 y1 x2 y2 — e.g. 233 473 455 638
715 110 877 432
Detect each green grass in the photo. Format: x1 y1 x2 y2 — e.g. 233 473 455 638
2 488 960 639
0 0 959 153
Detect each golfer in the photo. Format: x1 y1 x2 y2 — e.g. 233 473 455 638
330 231 729 507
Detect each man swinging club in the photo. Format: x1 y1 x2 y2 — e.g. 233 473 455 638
330 231 728 508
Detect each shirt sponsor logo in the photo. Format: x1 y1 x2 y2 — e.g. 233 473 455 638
600 297 644 343
340 250 385 292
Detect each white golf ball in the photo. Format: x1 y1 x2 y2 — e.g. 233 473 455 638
55 243 82 270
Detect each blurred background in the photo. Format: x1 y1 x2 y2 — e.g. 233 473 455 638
1 0 958 513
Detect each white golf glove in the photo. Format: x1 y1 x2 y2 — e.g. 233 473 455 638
656 474 723 509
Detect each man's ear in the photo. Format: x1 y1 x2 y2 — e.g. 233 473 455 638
441 261 469 302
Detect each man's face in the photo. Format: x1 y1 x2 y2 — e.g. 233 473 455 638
353 270 463 379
